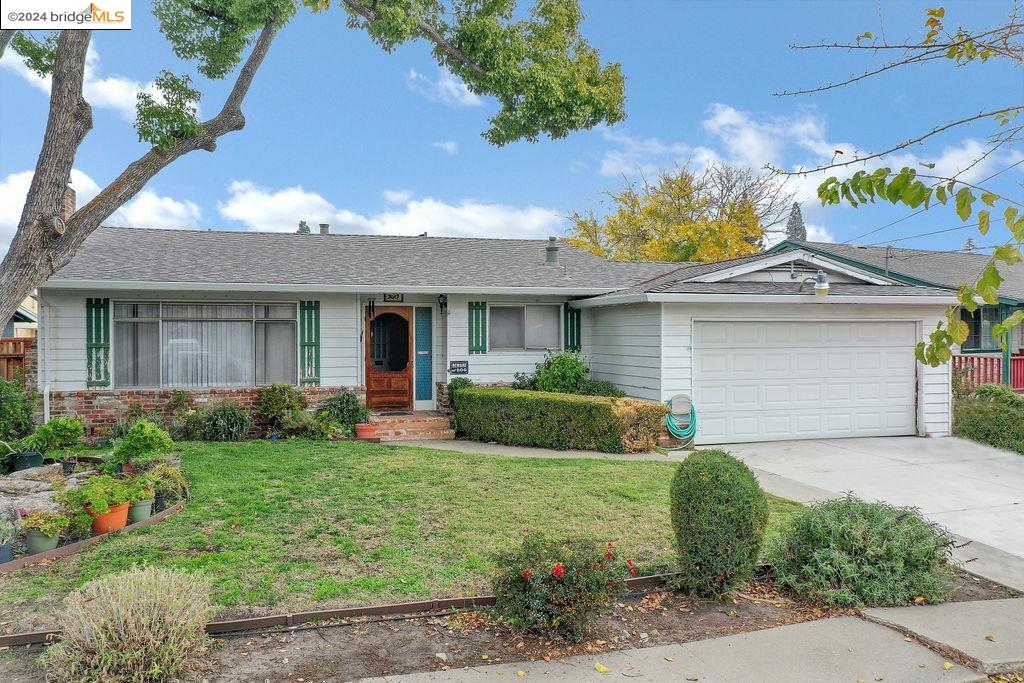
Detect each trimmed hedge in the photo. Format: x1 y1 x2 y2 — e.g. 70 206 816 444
954 395 1024 455
453 387 668 453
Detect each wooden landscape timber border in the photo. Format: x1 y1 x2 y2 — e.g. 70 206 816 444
0 500 186 576
0 573 675 647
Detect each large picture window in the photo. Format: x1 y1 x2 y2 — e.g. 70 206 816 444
961 306 1001 351
113 302 298 388
488 304 560 351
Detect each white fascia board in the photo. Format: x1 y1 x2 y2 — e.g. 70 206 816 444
572 292 958 308
690 250 895 285
40 279 611 297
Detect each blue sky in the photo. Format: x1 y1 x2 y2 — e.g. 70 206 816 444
1 0 1020 258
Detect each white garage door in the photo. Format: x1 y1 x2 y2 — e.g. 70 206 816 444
694 320 918 444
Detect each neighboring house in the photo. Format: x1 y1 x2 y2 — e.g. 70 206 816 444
2 294 38 338
36 226 961 445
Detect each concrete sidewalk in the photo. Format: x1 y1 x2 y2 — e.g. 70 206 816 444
359 616 989 682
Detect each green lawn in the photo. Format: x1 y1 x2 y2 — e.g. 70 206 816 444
0 440 799 628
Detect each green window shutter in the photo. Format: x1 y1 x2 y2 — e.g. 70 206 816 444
468 302 487 354
299 300 321 386
86 298 110 387
564 304 582 352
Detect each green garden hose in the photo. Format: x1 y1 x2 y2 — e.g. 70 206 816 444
665 398 697 443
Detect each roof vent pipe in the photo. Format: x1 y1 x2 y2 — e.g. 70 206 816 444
319 223 329 235
545 236 559 266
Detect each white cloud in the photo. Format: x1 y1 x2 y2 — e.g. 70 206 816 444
1 43 159 120
806 223 835 243
383 189 412 204
406 68 482 108
598 129 695 177
218 180 565 239
432 140 458 155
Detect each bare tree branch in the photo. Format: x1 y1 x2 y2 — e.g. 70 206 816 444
0 29 14 59
342 0 487 78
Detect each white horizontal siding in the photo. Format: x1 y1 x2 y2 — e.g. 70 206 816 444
588 302 661 401
659 301 951 438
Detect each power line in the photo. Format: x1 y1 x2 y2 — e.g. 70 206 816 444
864 216 1006 247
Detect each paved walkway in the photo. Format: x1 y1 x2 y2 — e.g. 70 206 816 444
720 437 1024 591
362 610 1018 682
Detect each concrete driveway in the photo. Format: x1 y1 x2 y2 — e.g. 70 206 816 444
720 437 1024 591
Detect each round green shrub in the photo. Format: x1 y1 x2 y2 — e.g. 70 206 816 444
112 419 173 465
669 450 769 597
23 415 84 454
582 379 626 397
0 378 35 443
258 384 307 433
201 401 252 441
492 533 627 643
535 351 588 394
767 495 955 607
318 389 369 430
43 566 215 683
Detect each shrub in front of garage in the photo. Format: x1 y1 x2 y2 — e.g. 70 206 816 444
954 387 1024 455
453 387 667 453
766 494 955 607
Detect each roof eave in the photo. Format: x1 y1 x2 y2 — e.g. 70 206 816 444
573 292 959 308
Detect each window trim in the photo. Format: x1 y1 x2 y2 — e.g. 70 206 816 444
961 305 1003 353
486 303 562 352
112 300 301 389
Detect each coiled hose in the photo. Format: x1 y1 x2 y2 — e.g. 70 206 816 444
665 398 697 445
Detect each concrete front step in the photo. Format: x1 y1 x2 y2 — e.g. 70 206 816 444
378 429 455 442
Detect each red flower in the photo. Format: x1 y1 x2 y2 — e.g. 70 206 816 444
604 551 614 560
629 565 638 577
607 541 615 549
522 570 533 580
551 562 566 579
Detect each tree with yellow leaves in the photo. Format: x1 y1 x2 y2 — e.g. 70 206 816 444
566 164 795 262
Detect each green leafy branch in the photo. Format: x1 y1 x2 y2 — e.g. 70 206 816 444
135 71 204 151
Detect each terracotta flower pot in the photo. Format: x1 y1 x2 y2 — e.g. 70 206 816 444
355 423 377 439
88 502 130 535
121 462 135 475
127 499 154 525
25 530 60 555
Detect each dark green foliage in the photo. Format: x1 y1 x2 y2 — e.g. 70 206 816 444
954 396 1024 455
24 416 85 454
258 384 308 435
318 390 369 430
0 378 35 442
9 32 58 77
201 401 252 441
767 495 955 607
581 379 627 397
453 387 666 453
535 351 588 394
669 451 769 597
135 71 203 150
973 383 1024 407
112 419 174 465
492 533 626 642
446 377 474 430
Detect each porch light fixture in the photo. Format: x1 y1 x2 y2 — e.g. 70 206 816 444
801 270 829 297
437 294 448 315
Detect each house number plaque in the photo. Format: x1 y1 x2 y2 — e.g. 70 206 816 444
449 361 469 375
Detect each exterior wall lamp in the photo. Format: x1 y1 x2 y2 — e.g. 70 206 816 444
801 270 829 297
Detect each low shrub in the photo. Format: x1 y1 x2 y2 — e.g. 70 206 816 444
670 451 769 598
258 384 307 433
201 401 252 441
148 464 190 503
112 419 174 465
973 383 1024 407
23 415 84 455
954 396 1024 455
318 389 369 430
446 377 474 429
454 387 667 453
0 377 35 442
534 351 589 394
42 566 216 683
767 495 955 607
581 379 627 398
20 511 70 537
492 533 628 643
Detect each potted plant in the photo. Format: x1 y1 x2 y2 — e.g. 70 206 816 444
111 419 174 475
1 438 43 472
0 516 15 563
6 416 85 472
354 422 377 439
63 475 132 535
54 449 79 476
126 474 157 524
148 464 189 513
19 511 70 555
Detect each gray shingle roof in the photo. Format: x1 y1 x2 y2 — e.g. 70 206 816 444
642 281 951 296
782 241 1024 302
48 227 679 291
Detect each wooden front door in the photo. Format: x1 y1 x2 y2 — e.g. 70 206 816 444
365 305 414 410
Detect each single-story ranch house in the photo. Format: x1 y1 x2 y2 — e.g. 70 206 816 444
30 226 1020 445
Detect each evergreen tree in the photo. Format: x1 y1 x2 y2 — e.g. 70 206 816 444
297 220 311 235
786 202 807 241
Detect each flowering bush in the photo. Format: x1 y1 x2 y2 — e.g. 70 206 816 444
492 533 629 642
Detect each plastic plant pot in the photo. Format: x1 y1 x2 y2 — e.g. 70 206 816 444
12 452 43 471
0 541 12 564
354 423 377 439
88 502 130 535
153 491 166 513
61 461 75 476
25 530 60 555
127 499 154 524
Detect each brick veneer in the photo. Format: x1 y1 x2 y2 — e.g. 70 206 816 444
22 338 37 393
48 386 365 440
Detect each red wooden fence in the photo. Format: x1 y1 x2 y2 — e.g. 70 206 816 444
952 353 1024 391
0 337 31 381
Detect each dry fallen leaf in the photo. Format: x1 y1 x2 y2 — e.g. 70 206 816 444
914 597 926 605
665 657 675 662
594 662 611 673
517 672 525 678
986 635 996 642
943 662 954 670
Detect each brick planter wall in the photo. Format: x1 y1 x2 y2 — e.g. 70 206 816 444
48 386 365 440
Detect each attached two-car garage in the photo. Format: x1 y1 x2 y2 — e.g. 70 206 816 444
692 320 919 444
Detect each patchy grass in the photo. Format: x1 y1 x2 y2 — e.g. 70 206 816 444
0 440 797 629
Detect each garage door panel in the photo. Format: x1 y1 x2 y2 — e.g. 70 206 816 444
694 321 917 444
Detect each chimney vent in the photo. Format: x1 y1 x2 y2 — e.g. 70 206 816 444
319 223 329 235
62 185 76 221
545 236 559 266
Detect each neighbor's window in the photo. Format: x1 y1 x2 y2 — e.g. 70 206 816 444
488 305 560 351
961 306 1001 351
113 302 298 388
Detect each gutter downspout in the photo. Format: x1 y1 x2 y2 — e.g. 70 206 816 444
41 296 51 422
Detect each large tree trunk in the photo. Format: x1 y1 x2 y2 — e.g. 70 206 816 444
0 24 278 325
0 30 92 325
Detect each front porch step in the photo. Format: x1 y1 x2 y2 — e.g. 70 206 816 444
368 411 454 442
